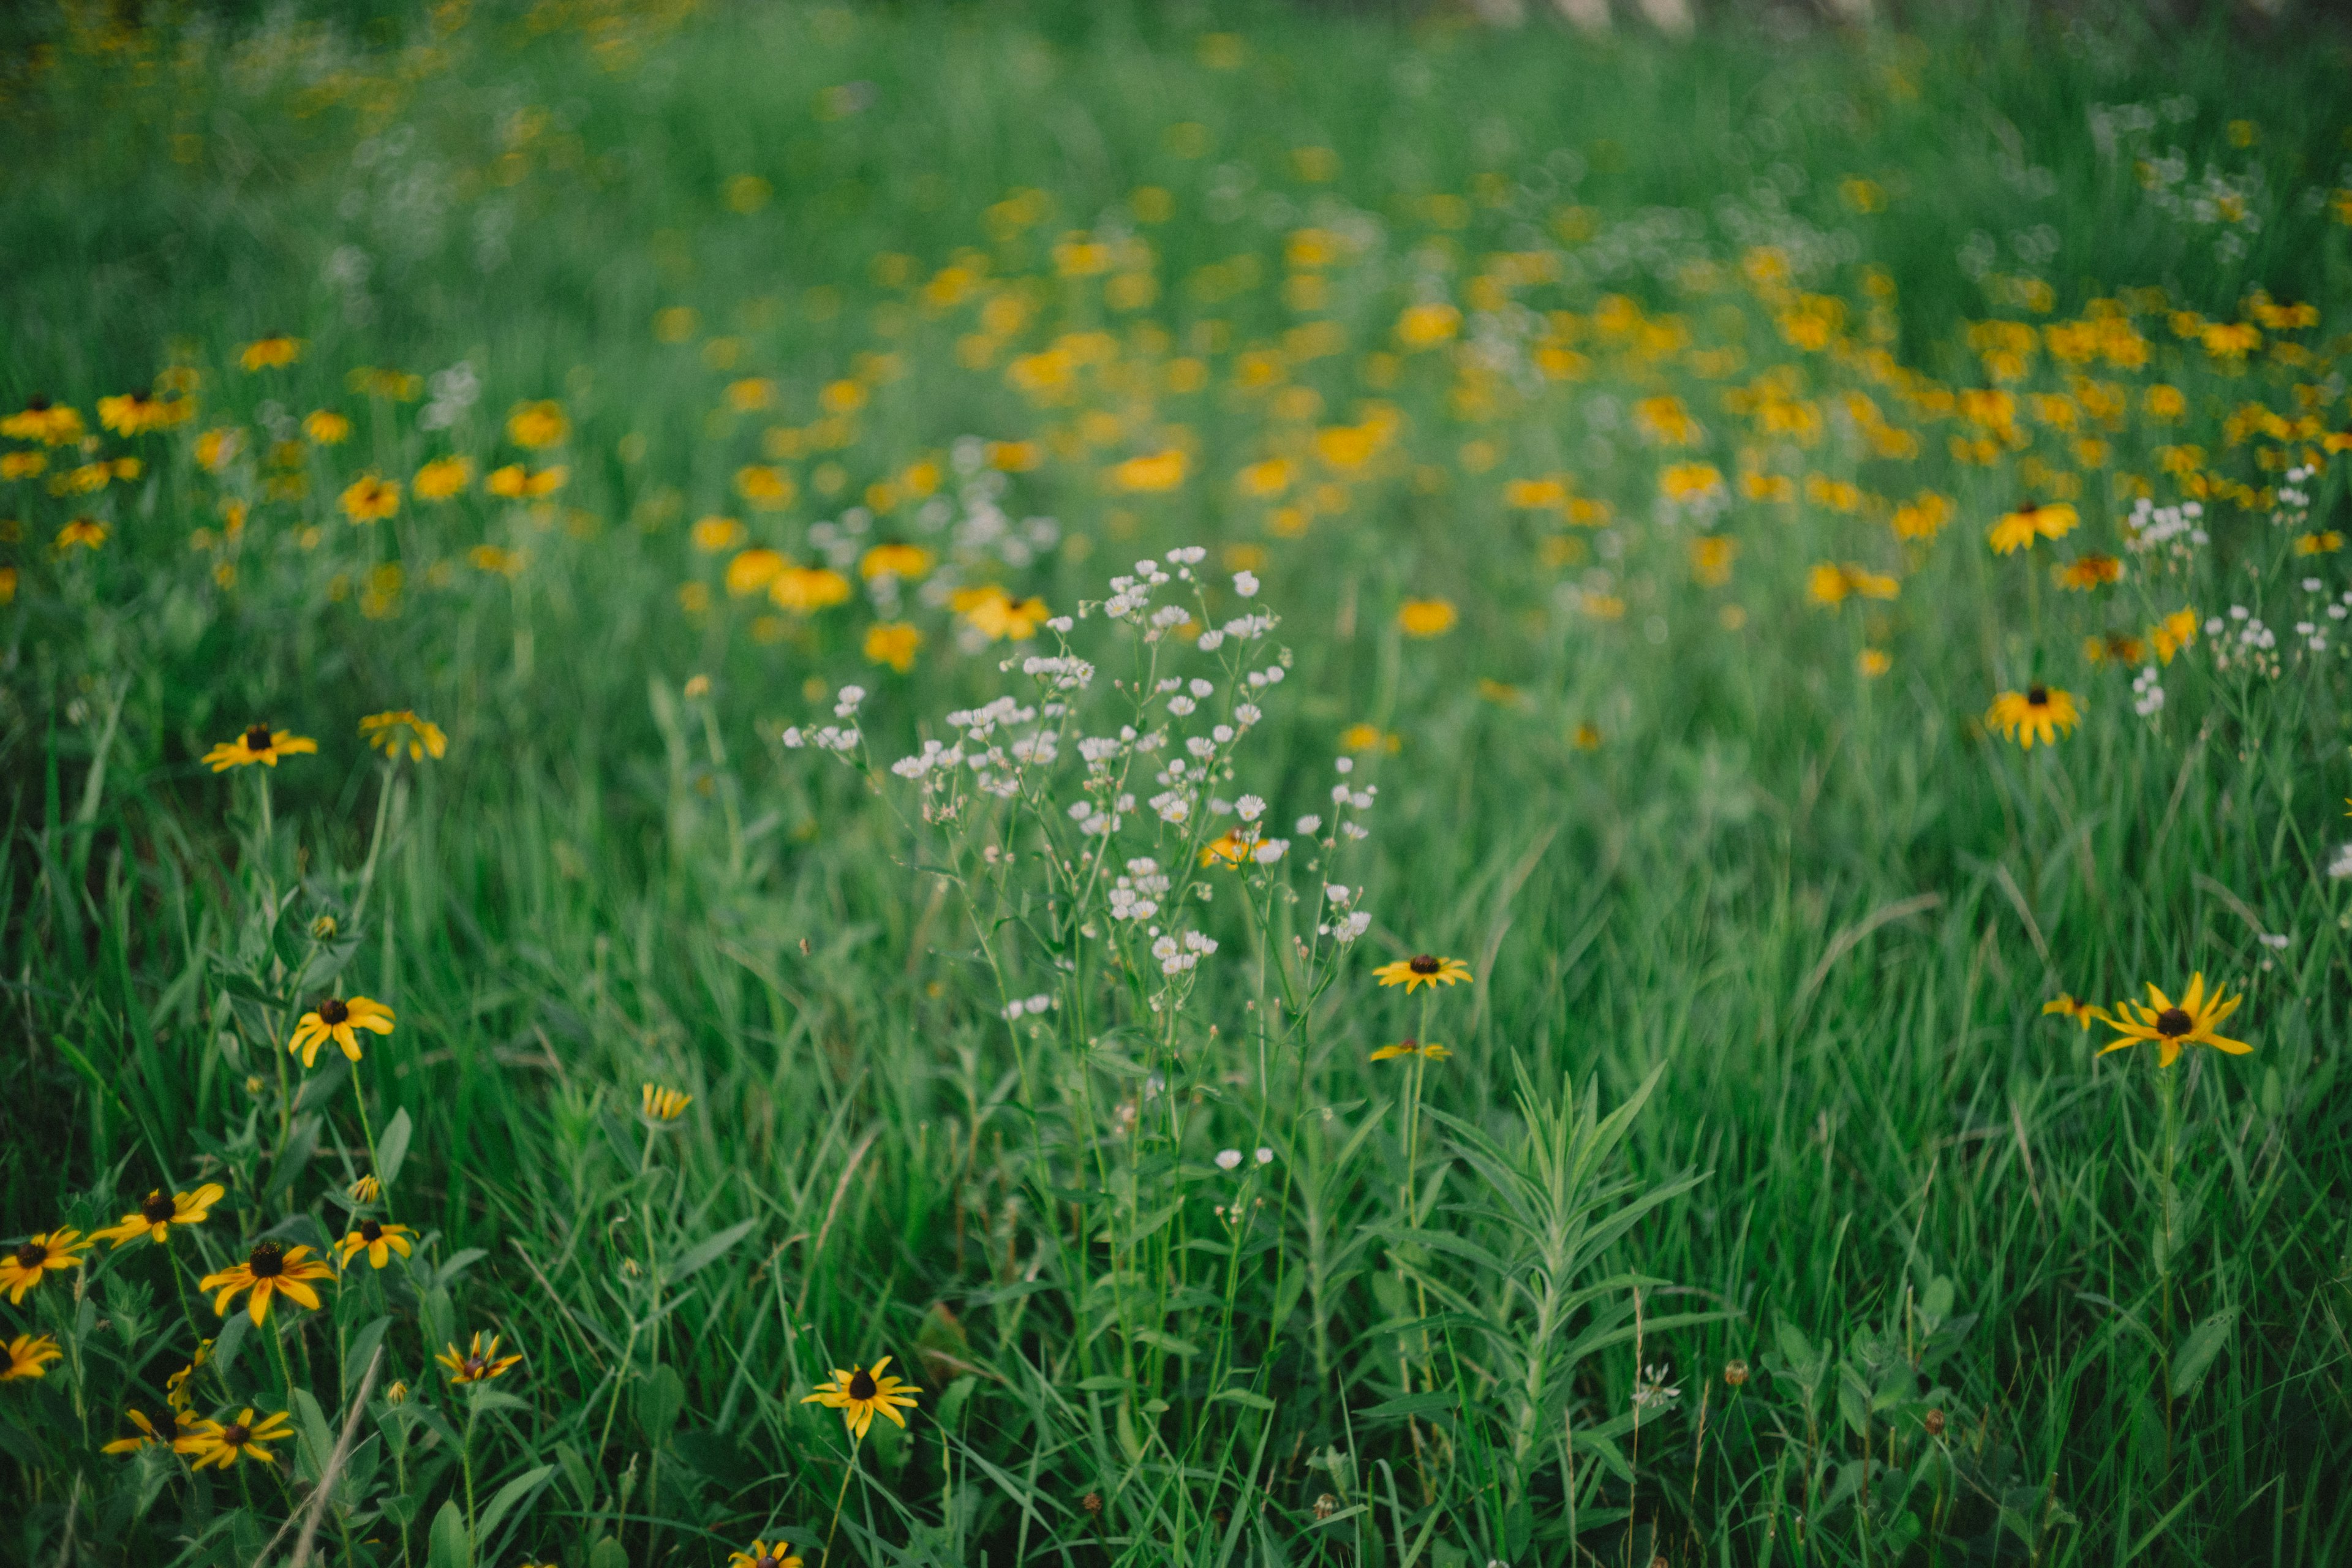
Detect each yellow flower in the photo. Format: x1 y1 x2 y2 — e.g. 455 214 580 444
1 1333 62 1382
952 584 1049 641
1110 449 1187 492
643 1083 692 1121
864 622 922 673
240 337 303 371
2294 531 2343 556
769 565 853 614
1984 685 2080 748
1 1231 92 1303
304 410 351 445
175 1407 293 1469
1858 648 1892 677
2149 609 2199 664
93 1183 226 1247
437 1331 524 1385
725 547 787 597
56 516 108 550
290 996 396 1067
1371 954 1472 992
2098 974 2252 1068
165 1340 213 1409
340 474 401 524
350 1175 383 1204
507 401 569 450
1 450 46 480
802 1355 921 1440
360 710 448 761
736 464 796 508
336 1219 416 1270
98 391 167 436
859 541 935 580
728 1540 805 1568
203 725 318 771
3 398 84 445
1395 301 1462 348
1199 829 1250 867
692 514 747 553
414 456 472 500
102 1407 182 1452
1368 1038 1452 1061
2042 994 2100 1031
2054 554 2121 590
200 1241 336 1324
1397 598 1458 638
1988 500 2077 554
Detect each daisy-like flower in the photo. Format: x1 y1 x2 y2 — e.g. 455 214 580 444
239 337 303 371
1988 500 2078 554
102 1406 184 1453
337 1218 415 1270
200 1240 336 1324
203 725 318 771
1369 1038 1452 1061
3 397 86 445
641 1084 692 1121
1371 954 1472 992
359 710 448 762
55 516 108 550
728 1540 805 1568
437 1331 523 1385
2041 995 2100 1031
1 1230 92 1303
802 1355 921 1439
175 1407 293 1470
94 1183 226 1246
289 995 396 1067
339 474 401 524
2 1333 63 1382
1985 685 2079 748
2054 554 2122 590
2098 974 2253 1068
165 1340 213 1411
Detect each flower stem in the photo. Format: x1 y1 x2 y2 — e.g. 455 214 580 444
818 1431 864 1568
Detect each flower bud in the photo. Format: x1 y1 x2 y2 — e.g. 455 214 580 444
1724 1359 1749 1387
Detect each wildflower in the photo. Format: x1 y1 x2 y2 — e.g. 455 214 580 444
98 390 165 435
2294 532 2343 556
1 1231 91 1303
1985 685 2079 748
102 1408 179 1452
1369 1038 1452 1061
337 1219 416 1270
94 1183 226 1246
3 398 84 445
1 1333 62 1382
1395 301 1462 348
1199 829 1250 867
340 474 401 524
165 1341 213 1409
864 622 921 673
2042 995 2100 1030
304 410 351 445
2098 974 2252 1068
1398 598 1458 638
0 567 14 604
2056 554 2121 590
56 516 108 550
385 1381 409 1403
1110 449 1188 492
692 514 747 552
414 456 472 500
1858 649 1892 677
728 1540 805 1568
1373 954 1472 991
240 337 303 371
486 463 567 498
350 1175 383 1203
437 1331 524 1385
1 451 45 480
1723 1360 1749 1387
1632 1363 1681 1411
802 1356 922 1439
175 1408 293 1470
736 464 796 508
1988 500 2077 554
289 996 396 1067
642 1084 692 1121
203 725 318 771
769 565 853 614
201 1241 335 1324
859 541 935 580
725 548 786 597
361 710 448 761
954 584 1049 640
507 401 568 449
2149 609 2199 664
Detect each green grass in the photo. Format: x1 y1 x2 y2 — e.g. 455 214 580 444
4 1 2351 1564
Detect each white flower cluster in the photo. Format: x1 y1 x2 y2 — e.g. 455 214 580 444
2271 465 2315 531
1150 927 1218 975
2122 496 2207 564
1001 993 1056 1019
782 685 865 753
2206 605 2282 677
2132 665 2165 718
1108 858 1170 921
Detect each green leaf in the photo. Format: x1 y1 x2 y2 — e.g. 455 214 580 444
670 1217 759 1282
1131 1328 1199 1357
473 1462 555 1556
292 1389 337 1484
1212 1387 1277 1411
637 1363 687 1444
589 1538 629 1568
426 1499 471 1568
1362 1390 1456 1420
556 1442 595 1510
376 1107 413 1191
2169 1307 2238 1399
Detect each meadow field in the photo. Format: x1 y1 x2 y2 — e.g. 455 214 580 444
4 1 2351 1563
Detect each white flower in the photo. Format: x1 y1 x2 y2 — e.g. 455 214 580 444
1251 839 1287 864
2329 843 2352 880
1255 1147 1274 1165
1236 794 1266 821
833 685 867 716
1215 1148 1243 1171
1335 909 1371 941
1233 570 1259 597
1189 678 1215 698
1325 884 1351 903
1335 756 1354 774
1295 815 1322 834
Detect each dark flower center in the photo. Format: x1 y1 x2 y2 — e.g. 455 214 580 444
2155 1006 2192 1038
220 1422 250 1447
1408 954 1439 974
1399 1038 1419 1051
848 1368 878 1400
12 1242 44 1268
360 1220 383 1243
464 1357 489 1378
2026 685 2049 706
319 998 349 1025
27 396 50 412
244 724 274 751
755 1557 785 1568
141 1191 176 1224
248 1242 285 1278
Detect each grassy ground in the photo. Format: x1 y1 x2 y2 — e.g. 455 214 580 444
4 1 2351 1564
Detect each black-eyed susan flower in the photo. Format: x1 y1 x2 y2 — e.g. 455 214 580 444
55 516 108 550
94 1183 225 1246
239 337 303 372
1 1230 91 1303
2098 974 2252 1068
350 1174 383 1204
201 1240 335 1324
203 725 317 771
1372 954 1471 992
1369 1038 1452 1061
4 398 85 445
1988 500 2078 554
1 1333 62 1382
175 1407 293 1470
337 1218 415 1270
862 622 921 673
1397 598 1458 638
1199 829 1251 867
1985 685 2080 748
769 564 853 614
436 1331 523 1385
506 401 568 449
101 1406 184 1452
303 409 350 445
951 584 1047 641
728 1540 805 1568
413 455 472 500
487 462 566 498
802 1356 920 1439
641 1084 692 1121
165 1340 213 1410
2041 995 2100 1030
339 474 401 524
360 710 447 761
858 541 934 580
2054 554 2122 590
289 995 396 1067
